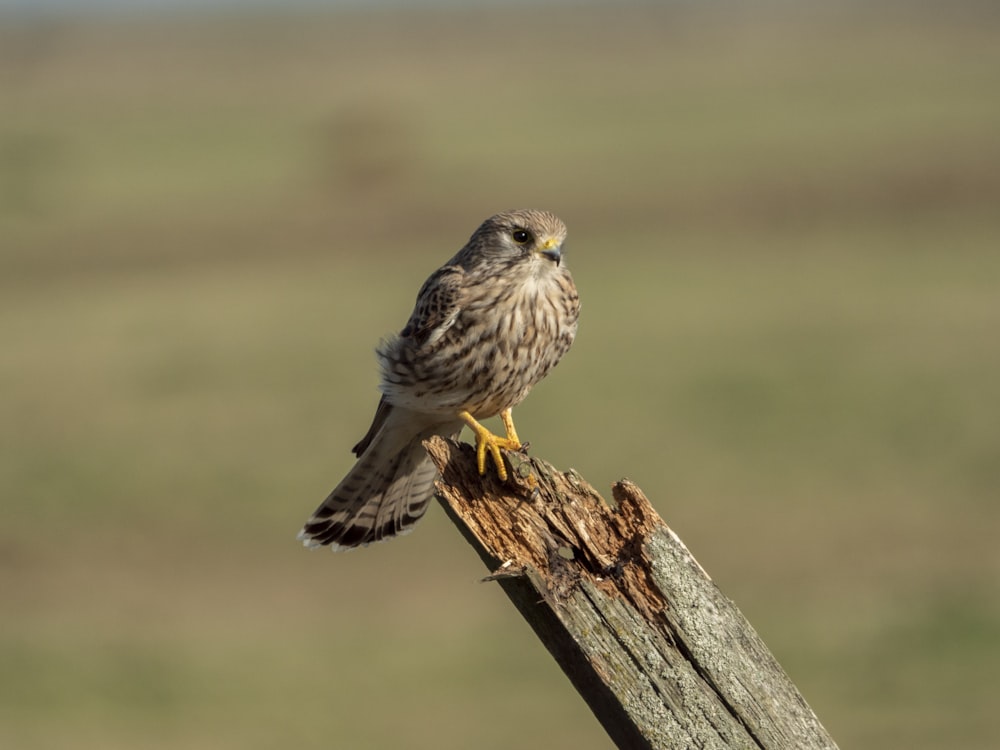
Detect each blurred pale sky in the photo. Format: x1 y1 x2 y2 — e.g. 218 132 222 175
0 0 594 12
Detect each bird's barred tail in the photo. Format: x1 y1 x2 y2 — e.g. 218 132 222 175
297 422 456 550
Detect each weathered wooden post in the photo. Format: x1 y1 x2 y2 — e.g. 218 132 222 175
425 436 838 750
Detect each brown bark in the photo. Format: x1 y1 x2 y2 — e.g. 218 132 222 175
425 436 838 750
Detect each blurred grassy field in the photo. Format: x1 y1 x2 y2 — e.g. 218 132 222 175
2 3 999 748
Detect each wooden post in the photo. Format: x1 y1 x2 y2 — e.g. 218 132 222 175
424 437 839 750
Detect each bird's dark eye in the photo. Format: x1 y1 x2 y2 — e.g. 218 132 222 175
511 229 532 244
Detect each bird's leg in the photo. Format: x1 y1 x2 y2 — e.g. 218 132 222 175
499 408 522 448
458 410 521 480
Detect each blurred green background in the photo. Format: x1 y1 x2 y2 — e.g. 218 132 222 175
2 2 999 748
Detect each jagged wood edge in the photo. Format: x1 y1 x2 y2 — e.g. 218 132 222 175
425 436 838 750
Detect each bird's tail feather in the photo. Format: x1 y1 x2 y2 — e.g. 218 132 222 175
298 417 459 550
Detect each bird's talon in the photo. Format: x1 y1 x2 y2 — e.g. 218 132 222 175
475 432 520 481
461 409 524 482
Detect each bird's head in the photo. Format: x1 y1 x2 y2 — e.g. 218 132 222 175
466 209 568 269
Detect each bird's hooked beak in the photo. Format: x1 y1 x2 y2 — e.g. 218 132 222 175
538 236 563 265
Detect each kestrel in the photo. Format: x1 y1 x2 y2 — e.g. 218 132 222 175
298 209 580 550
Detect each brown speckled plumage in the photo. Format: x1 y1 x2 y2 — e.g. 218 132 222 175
298 209 580 550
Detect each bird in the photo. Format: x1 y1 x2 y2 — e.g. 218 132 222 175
298 209 580 550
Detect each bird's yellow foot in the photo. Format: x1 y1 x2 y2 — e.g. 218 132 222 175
459 409 522 481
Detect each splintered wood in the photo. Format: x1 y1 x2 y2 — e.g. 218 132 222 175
424 436 838 750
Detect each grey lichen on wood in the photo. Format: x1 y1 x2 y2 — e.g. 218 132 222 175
424 436 838 750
